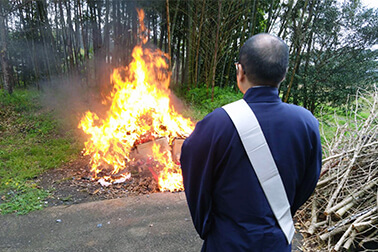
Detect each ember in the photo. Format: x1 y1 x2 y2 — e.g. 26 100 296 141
78 9 194 191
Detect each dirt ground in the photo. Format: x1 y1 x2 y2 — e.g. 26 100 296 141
28 155 311 252
35 155 162 208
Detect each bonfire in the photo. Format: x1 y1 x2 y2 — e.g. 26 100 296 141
78 9 194 192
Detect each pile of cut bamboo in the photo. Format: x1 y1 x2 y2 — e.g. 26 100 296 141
298 88 377 251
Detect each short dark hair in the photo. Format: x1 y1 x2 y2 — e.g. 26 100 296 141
239 33 289 87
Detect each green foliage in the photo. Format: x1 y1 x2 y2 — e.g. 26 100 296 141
278 0 377 112
0 89 40 112
182 85 243 120
316 92 374 155
317 105 350 144
0 181 49 215
181 85 373 160
0 89 81 215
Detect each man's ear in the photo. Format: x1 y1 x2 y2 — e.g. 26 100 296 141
237 65 246 82
237 67 249 94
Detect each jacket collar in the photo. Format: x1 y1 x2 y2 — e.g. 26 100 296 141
243 86 282 103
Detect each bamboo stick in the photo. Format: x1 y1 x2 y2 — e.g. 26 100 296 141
321 141 378 163
335 201 355 218
319 225 348 241
325 179 377 216
308 196 318 235
325 95 377 213
299 88 378 251
343 230 357 250
334 207 376 251
352 216 378 233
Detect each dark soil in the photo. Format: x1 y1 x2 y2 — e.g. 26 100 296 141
35 155 163 207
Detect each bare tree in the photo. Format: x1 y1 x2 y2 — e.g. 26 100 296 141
0 0 12 94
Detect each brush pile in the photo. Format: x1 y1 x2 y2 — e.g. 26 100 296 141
298 88 378 251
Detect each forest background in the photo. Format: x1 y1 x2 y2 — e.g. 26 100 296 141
0 0 377 215
0 0 377 113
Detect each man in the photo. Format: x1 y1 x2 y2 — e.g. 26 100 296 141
180 33 322 252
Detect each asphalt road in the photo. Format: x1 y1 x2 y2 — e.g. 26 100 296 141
0 192 303 252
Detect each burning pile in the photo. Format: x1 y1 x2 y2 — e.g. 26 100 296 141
78 10 194 192
298 88 377 251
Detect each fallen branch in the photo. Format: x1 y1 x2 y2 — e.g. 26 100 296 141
320 225 348 241
325 179 377 216
352 216 378 233
327 207 376 232
343 229 357 250
316 174 338 188
300 88 378 251
308 195 318 235
321 141 378 164
334 207 376 251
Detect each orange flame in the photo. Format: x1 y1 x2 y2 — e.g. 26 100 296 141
151 142 184 192
78 9 194 191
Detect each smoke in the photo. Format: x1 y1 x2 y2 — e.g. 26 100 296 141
39 60 113 135
38 42 194 140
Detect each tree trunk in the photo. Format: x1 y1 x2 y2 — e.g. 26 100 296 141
166 0 171 68
170 0 180 62
219 54 228 87
211 0 222 101
187 0 196 89
74 0 81 68
175 35 181 84
18 4 38 88
36 0 53 81
58 0 69 74
283 45 302 103
78 0 88 60
171 0 180 36
251 0 259 36
194 0 206 87
302 30 314 109
278 0 294 39
153 12 157 45
265 0 275 32
181 37 186 85
112 0 118 66
104 0 110 63
224 56 233 88
159 18 164 50
64 1 75 73
131 2 137 48
283 0 310 102
0 2 12 94
249 0 256 36
122 1 130 65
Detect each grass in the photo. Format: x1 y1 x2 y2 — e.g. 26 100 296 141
316 97 372 148
0 89 81 215
176 85 372 157
0 86 371 215
176 85 243 121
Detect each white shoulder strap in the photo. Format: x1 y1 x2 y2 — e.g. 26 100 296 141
222 99 295 244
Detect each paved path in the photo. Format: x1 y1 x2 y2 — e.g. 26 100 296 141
0 192 302 252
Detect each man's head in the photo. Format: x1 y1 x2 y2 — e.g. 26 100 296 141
236 33 288 93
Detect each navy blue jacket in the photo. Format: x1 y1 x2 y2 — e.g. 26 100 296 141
180 87 322 252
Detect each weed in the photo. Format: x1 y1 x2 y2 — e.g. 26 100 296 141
0 181 49 215
0 89 81 215
177 85 243 121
